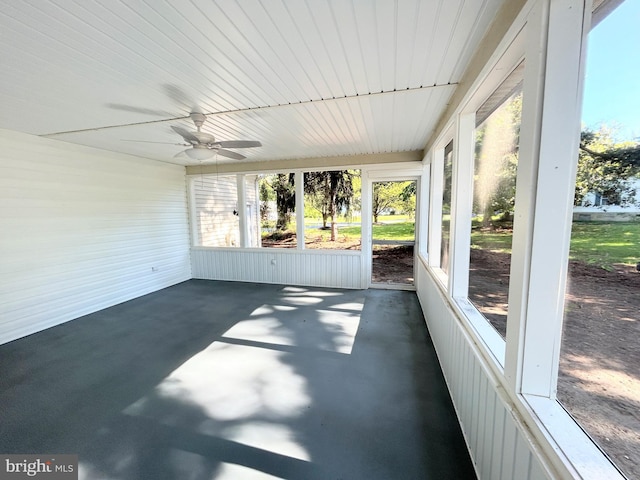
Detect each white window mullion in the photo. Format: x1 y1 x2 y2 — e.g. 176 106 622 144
418 162 430 261
295 171 304 249
450 113 475 298
361 171 372 288
511 0 591 398
428 149 444 269
236 174 248 248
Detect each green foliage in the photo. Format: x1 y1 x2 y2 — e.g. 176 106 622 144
400 182 416 201
259 178 275 201
442 149 453 214
259 176 275 221
372 181 414 222
260 173 295 231
473 92 521 227
304 170 358 239
575 128 640 206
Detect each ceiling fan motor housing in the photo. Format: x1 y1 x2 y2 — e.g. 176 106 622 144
190 112 207 129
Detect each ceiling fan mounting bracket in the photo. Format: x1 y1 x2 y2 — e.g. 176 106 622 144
190 112 206 130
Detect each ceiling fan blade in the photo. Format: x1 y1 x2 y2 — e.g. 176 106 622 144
163 84 200 113
173 149 188 158
122 139 186 145
216 149 246 160
171 125 199 144
217 140 262 149
107 103 171 117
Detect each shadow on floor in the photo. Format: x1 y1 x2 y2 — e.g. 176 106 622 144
0 280 475 480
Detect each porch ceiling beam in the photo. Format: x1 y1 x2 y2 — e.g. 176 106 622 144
185 150 424 175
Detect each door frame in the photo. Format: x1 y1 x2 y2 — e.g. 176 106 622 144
362 168 424 289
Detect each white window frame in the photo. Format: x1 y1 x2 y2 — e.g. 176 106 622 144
424 0 624 477
426 133 455 289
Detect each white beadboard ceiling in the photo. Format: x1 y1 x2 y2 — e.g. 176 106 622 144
0 0 503 166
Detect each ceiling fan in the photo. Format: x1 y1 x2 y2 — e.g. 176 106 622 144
171 112 261 161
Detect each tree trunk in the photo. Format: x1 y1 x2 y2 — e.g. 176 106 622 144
329 203 337 241
482 204 493 228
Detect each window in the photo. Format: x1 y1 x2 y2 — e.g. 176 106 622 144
258 173 297 248
440 142 453 274
468 64 523 338
303 170 361 250
558 2 640 477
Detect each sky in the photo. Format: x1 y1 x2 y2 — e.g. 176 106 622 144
581 0 640 141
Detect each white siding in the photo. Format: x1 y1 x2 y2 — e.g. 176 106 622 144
193 175 240 247
191 248 363 289
415 260 550 480
0 129 191 345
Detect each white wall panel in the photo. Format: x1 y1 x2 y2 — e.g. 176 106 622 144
193 175 240 247
191 248 363 290
415 260 550 480
0 130 191 345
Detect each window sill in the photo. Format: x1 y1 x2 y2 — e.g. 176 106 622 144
522 394 624 480
453 296 506 369
191 245 363 255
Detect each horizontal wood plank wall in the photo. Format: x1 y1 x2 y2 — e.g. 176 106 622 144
193 174 240 247
415 261 548 480
0 130 192 345
191 248 363 289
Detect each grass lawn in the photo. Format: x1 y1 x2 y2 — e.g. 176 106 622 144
338 221 415 241
471 221 639 268
569 222 639 267
267 219 637 267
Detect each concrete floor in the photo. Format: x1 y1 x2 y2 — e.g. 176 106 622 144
0 280 476 480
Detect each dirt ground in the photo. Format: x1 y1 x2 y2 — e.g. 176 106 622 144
468 248 640 479
372 245 415 284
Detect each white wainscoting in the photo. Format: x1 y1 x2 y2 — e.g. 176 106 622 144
415 261 549 480
191 247 364 289
0 130 192 345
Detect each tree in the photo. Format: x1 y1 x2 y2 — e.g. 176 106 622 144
372 182 410 223
304 170 355 241
473 92 521 227
261 173 295 232
399 181 417 219
258 177 275 222
575 128 640 206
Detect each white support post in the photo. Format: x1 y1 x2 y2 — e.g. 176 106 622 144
417 162 430 260
449 113 476 299
506 0 591 397
187 176 199 246
295 171 305 249
237 174 249 248
361 171 372 288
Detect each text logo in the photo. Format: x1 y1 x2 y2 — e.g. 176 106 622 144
0 455 77 479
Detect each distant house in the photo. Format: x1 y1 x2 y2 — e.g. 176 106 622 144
573 178 640 221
